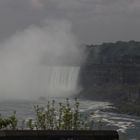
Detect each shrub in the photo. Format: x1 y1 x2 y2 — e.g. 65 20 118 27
0 111 18 130
0 99 96 130
26 98 86 130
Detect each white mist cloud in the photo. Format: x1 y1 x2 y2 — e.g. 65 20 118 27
30 0 44 8
0 0 140 43
0 20 83 100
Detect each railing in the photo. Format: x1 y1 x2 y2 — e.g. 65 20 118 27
0 130 119 140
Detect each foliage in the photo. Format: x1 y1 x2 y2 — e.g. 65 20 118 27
26 98 87 130
117 101 140 116
0 98 93 130
0 111 17 130
80 41 140 116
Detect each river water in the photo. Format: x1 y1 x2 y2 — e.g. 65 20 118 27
0 98 140 140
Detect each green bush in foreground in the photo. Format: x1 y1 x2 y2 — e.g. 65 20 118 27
0 98 91 130
0 111 17 130
27 98 86 130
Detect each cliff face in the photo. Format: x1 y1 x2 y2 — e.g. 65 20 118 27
79 41 140 102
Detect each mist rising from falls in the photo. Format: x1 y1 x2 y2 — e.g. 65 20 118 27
0 20 84 100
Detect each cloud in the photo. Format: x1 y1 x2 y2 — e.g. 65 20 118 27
0 0 140 43
30 0 44 8
0 20 82 100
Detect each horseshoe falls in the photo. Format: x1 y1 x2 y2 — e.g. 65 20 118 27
39 66 80 97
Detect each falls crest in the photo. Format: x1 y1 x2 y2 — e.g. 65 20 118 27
39 66 80 97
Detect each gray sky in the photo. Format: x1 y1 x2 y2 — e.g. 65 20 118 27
0 0 140 44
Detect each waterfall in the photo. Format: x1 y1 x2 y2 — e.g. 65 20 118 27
38 66 80 97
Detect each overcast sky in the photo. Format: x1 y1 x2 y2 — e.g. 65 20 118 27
0 0 140 44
